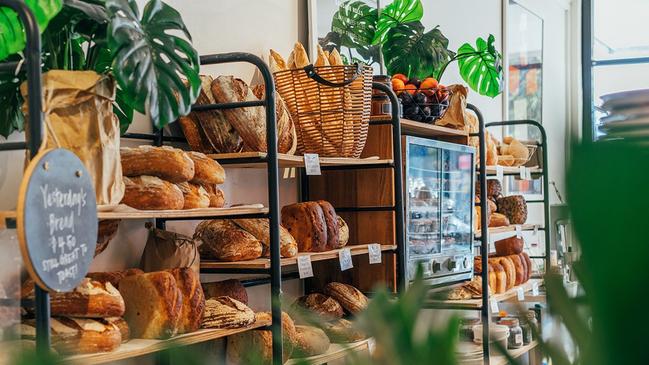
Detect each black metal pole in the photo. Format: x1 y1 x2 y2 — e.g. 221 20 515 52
372 82 406 292
582 0 594 142
467 103 490 364
0 0 48 354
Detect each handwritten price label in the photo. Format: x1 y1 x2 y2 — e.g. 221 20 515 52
339 248 353 271
297 255 314 279
304 153 321 176
496 165 504 181
490 298 500 313
368 244 382 264
517 287 525 301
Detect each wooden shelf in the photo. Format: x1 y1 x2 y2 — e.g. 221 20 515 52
286 338 371 365
427 279 544 310
207 152 393 169
399 118 469 138
201 244 397 271
475 224 539 238
484 165 542 176
66 320 270 365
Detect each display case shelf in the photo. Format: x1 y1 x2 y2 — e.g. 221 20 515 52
285 338 372 365
201 244 397 271
207 152 393 169
475 224 540 238
66 320 270 365
425 279 544 310
483 165 542 175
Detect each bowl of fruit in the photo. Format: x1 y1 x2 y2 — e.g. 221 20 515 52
391 74 451 123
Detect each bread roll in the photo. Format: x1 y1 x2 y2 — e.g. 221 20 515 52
489 212 510 227
323 282 368 314
195 219 263 261
202 296 255 329
177 182 210 209
337 216 349 247
495 236 524 256
227 312 297 364
294 293 344 319
232 218 298 258
294 325 330 357
202 279 248 305
122 176 184 210
497 195 528 225
508 254 526 286
187 151 225 185
202 184 225 208
317 201 341 250
281 202 328 252
121 146 194 183
321 318 365 343
86 268 143 289
167 268 205 334
118 271 182 339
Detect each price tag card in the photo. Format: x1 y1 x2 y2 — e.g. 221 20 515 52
519 166 527 180
490 298 500 313
532 281 540 296
339 248 353 271
525 167 533 180
282 168 290 179
368 243 382 264
304 153 321 176
297 255 313 279
533 225 539 236
517 287 525 301
496 165 504 181
515 225 522 238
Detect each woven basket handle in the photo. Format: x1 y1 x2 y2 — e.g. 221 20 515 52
303 63 363 87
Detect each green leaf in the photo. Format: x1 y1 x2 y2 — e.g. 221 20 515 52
383 22 453 80
106 0 200 130
457 34 503 97
372 0 423 45
0 0 63 61
63 0 108 23
331 0 377 48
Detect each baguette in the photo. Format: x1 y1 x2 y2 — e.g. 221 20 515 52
121 146 194 183
269 49 287 73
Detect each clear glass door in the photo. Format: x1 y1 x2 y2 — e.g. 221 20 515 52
441 149 474 253
407 142 441 256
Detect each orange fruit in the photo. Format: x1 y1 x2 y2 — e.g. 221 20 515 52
404 84 417 95
420 77 439 90
391 78 406 93
392 73 408 83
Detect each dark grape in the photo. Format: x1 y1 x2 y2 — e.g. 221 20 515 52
414 92 426 104
422 106 431 117
408 77 421 88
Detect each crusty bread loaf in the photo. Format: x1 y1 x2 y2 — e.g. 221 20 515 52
118 271 182 339
104 317 129 342
474 256 483 274
495 236 524 256
521 252 533 281
317 201 340 250
508 254 526 286
96 219 120 257
86 269 143 289
122 176 184 210
179 114 215 154
489 212 510 227
121 146 194 183
232 218 298 258
226 311 297 364
177 182 210 209
323 282 368 314
489 263 507 294
281 202 328 252
488 265 497 294
320 318 365 343
194 75 243 153
202 184 225 208
251 84 296 154
187 151 225 185
16 317 122 354
202 296 255 329
21 278 125 318
490 257 515 290
202 279 248 305
337 216 349 247
497 195 528 224
294 293 344 319
294 325 330 357
167 268 205 334
195 220 263 261
212 76 267 152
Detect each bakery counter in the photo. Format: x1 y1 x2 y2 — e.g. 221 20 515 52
286 338 372 365
200 244 397 272
424 279 544 310
207 152 393 169
66 319 271 365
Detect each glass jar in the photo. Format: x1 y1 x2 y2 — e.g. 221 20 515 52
520 319 532 345
459 318 481 341
498 317 523 349
524 310 539 343
371 75 392 119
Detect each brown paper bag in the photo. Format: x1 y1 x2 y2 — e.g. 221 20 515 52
140 226 200 275
21 70 124 206
435 84 469 130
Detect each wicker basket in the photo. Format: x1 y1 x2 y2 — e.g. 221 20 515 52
273 64 373 158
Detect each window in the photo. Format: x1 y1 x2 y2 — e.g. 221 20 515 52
583 0 649 140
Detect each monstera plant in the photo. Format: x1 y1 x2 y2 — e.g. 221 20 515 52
324 0 503 98
0 0 200 137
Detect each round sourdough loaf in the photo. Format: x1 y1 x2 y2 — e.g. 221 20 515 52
323 282 368 314
294 325 330 357
202 296 255 329
294 293 344 319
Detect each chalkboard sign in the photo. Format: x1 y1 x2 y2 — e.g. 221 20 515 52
17 149 98 292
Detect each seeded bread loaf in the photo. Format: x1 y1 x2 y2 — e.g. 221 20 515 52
323 282 368 314
497 195 528 224
122 176 184 210
294 293 344 319
202 296 255 329
202 279 248 305
320 318 365 343
195 220 263 261
120 146 194 183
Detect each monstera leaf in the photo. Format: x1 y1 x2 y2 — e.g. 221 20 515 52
372 0 423 45
106 0 200 130
0 69 25 138
457 34 503 98
383 22 453 80
331 0 377 48
0 0 62 61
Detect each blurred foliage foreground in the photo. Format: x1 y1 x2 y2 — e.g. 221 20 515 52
9 140 645 365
